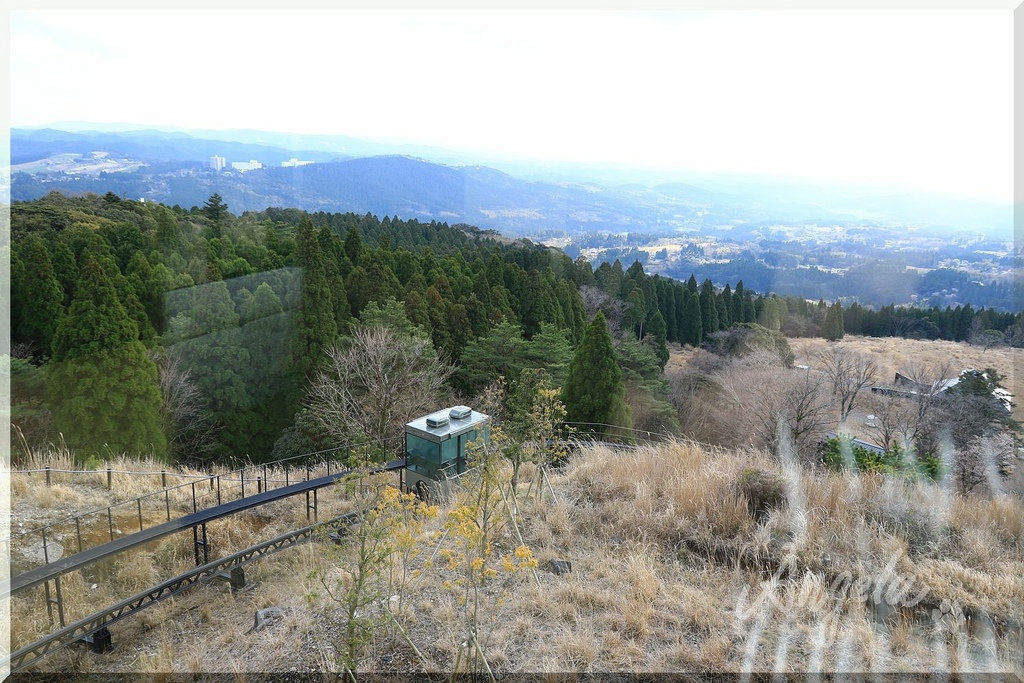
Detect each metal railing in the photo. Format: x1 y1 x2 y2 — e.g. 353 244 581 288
10 436 404 570
5 508 365 673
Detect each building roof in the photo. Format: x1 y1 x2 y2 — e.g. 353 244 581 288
405 406 489 442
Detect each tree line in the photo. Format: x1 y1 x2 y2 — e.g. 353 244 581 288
8 191 1021 468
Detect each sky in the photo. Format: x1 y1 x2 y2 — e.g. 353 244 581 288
8 9 1016 204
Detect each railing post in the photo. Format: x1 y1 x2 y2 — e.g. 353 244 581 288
165 489 171 521
75 517 83 554
240 472 245 499
209 473 214 490
45 466 51 487
54 576 65 627
217 476 222 506
108 507 114 542
137 498 143 532
43 578 67 628
263 464 268 489
193 523 209 566
42 527 49 564
285 464 289 487
44 581 54 625
107 467 112 490
306 488 318 522
192 482 197 513
161 470 167 488
257 477 263 494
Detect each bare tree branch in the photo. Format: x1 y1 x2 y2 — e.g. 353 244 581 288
863 391 914 452
818 346 878 424
153 350 219 462
715 350 833 461
306 326 454 447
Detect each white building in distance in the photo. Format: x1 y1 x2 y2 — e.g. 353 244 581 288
210 155 226 171
231 160 263 172
281 158 314 167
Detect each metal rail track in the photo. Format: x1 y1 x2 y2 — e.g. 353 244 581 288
5 510 361 673
5 425 661 672
5 458 405 596
4 458 405 673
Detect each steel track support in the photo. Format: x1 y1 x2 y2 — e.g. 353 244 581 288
192 522 209 566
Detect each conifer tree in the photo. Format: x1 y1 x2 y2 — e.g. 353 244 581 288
202 193 229 238
733 281 745 323
562 311 631 434
686 274 699 294
50 238 79 306
520 269 545 339
624 287 647 338
721 284 734 329
16 235 64 356
742 291 756 323
822 301 845 341
759 297 781 331
319 231 352 332
48 256 167 460
673 283 687 343
699 279 719 334
293 217 338 380
715 294 729 331
344 225 363 266
647 310 670 370
681 290 703 347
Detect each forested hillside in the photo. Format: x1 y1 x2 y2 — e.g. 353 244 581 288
8 191 1022 469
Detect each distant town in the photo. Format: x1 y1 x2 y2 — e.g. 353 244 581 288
209 155 313 172
11 150 314 179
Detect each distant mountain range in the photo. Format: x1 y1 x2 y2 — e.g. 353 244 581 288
10 126 1014 239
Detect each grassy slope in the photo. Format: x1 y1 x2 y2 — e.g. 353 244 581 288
11 437 1024 678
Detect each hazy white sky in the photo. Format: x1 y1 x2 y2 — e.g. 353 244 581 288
9 10 1015 203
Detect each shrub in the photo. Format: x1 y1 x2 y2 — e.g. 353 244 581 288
819 436 942 481
736 467 787 522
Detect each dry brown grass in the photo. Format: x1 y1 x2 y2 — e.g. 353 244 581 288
11 444 1024 677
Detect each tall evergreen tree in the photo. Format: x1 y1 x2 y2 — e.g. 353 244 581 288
686 274 699 295
759 297 781 331
733 281 745 323
681 290 703 347
742 291 756 323
343 225 363 266
318 227 352 331
520 269 545 339
673 283 687 343
647 310 670 370
562 311 631 434
699 279 719 334
624 287 647 338
202 193 229 237
822 301 845 341
720 284 734 329
293 217 338 380
48 256 167 460
662 281 678 343
16 235 64 356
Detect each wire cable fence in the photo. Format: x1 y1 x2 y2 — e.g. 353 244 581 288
10 436 404 570
559 421 678 447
